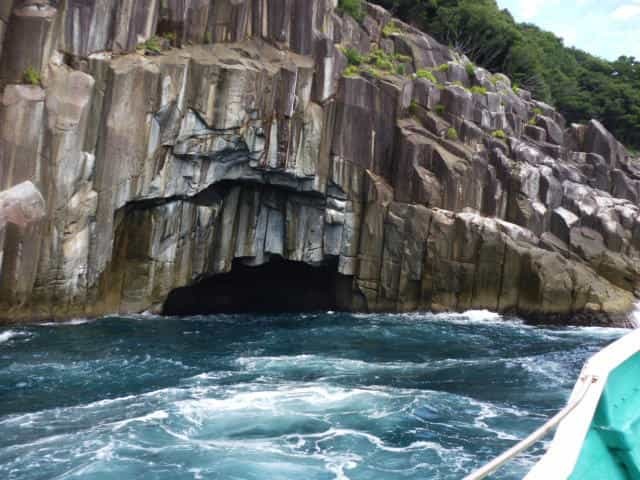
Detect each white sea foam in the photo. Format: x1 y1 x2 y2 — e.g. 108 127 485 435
433 309 524 327
354 309 527 328
471 401 524 441
110 410 169 431
516 354 575 384
326 458 358 480
235 354 493 378
189 469 204 480
553 325 629 338
40 318 93 326
176 384 391 424
459 309 503 323
291 427 458 457
0 330 24 343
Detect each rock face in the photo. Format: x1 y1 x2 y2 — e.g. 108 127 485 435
0 0 639 325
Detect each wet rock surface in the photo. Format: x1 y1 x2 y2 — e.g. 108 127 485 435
0 0 638 325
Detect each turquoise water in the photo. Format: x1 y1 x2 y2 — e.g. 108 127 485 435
0 311 625 479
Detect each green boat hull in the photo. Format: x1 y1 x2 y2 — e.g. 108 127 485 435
570 352 640 479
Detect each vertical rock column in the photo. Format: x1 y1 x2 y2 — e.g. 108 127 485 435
0 0 15 60
113 0 159 53
59 0 117 57
0 85 46 310
89 58 160 288
0 3 58 84
29 66 97 317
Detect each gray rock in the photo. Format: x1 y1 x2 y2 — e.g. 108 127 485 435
535 115 564 145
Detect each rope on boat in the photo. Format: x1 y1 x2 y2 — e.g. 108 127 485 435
462 374 599 480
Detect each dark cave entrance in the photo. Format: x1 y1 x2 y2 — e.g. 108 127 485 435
162 257 353 316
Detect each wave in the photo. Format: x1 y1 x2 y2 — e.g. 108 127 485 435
0 330 27 344
352 309 528 329
436 309 504 323
39 318 94 326
234 354 500 377
109 410 169 431
175 384 393 422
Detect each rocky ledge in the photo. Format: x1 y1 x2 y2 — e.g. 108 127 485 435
0 0 639 325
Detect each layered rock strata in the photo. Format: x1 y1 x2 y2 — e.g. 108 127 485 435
0 0 639 324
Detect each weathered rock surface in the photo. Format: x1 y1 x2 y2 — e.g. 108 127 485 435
0 0 639 325
0 181 45 228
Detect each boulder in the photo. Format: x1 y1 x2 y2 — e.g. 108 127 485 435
440 85 472 120
535 115 564 145
0 181 45 228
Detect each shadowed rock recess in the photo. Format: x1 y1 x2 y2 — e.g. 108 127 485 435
0 0 639 325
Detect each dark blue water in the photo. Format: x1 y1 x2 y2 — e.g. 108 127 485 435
0 311 625 479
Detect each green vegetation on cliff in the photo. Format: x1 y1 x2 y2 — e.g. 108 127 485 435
371 0 640 149
338 0 365 21
22 67 41 86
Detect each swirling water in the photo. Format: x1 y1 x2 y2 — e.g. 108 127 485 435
0 311 626 480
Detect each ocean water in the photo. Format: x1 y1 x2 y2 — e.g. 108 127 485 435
0 311 626 480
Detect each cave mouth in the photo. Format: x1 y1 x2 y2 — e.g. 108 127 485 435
163 257 349 316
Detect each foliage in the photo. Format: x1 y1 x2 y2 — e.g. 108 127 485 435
343 65 361 77
446 127 459 140
338 0 364 21
465 62 475 77
365 47 410 75
22 67 41 86
376 57 394 70
409 100 420 115
492 129 507 139
364 66 383 78
369 0 640 148
435 104 446 115
470 85 487 95
395 53 413 63
435 63 450 72
416 69 437 83
383 21 402 36
342 47 364 66
138 36 162 54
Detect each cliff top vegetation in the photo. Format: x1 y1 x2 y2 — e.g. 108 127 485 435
368 0 640 150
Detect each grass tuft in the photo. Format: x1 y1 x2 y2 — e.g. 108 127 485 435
342 46 364 66
343 65 361 77
416 69 437 83
465 63 476 77
492 129 507 139
138 36 162 54
22 67 41 86
382 21 402 37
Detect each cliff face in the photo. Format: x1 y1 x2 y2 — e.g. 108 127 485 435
0 0 639 324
